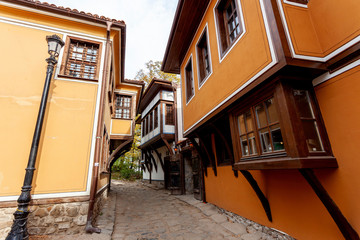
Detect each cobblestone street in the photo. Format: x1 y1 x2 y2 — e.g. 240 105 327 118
111 181 243 240
30 180 291 240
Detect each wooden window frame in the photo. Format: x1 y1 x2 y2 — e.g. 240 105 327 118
215 0 244 57
59 36 102 81
196 27 212 87
229 79 337 170
114 94 132 120
150 111 153 131
286 0 309 5
185 56 195 103
165 104 175 125
154 106 159 129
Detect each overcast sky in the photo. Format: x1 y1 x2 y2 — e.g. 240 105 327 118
45 0 178 79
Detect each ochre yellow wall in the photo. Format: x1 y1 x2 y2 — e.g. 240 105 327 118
0 5 107 38
111 119 132 135
0 10 104 196
181 0 272 133
204 66 360 239
281 0 360 56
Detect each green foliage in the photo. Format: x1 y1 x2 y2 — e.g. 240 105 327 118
135 60 180 87
111 124 142 181
111 152 142 181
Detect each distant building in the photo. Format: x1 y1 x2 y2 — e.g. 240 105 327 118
0 0 143 237
162 0 360 239
139 78 205 199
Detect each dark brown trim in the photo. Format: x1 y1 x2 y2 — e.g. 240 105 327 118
240 170 272 222
299 169 360 240
210 123 238 177
196 133 217 176
161 134 174 155
234 156 337 170
0 196 90 208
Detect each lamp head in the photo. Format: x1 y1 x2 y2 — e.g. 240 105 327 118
46 35 64 58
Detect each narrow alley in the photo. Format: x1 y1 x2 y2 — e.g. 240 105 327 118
105 180 290 240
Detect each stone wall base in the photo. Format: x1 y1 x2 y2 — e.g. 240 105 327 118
217 207 295 240
0 189 108 240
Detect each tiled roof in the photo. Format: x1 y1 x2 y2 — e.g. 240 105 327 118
4 0 125 27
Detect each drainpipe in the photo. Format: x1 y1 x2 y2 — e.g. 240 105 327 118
173 85 178 145
85 20 113 234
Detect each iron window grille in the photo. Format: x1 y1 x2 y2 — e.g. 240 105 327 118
62 38 100 80
114 94 132 119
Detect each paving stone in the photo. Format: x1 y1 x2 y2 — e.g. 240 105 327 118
221 221 247 235
241 231 264 240
210 213 228 223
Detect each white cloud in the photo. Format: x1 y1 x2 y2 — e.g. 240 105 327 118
44 0 178 79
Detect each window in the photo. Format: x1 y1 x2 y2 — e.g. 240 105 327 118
165 104 174 125
185 58 194 103
149 111 153 131
215 0 243 56
293 90 323 152
197 28 211 85
61 37 101 80
154 106 158 129
230 80 337 170
114 94 132 119
142 120 145 137
237 97 285 158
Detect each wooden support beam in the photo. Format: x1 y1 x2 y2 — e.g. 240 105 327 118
211 123 238 178
106 138 133 171
299 169 359 240
142 151 151 173
189 138 208 177
147 150 158 172
196 133 217 177
152 147 165 172
240 170 272 222
161 134 174 155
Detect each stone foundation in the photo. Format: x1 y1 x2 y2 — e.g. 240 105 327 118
0 189 108 240
217 207 295 240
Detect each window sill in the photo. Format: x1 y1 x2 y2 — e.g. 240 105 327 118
112 117 133 120
233 156 338 170
57 74 98 82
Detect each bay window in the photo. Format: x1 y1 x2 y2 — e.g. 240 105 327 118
230 79 337 170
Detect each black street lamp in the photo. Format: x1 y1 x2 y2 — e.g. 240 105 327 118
6 34 64 240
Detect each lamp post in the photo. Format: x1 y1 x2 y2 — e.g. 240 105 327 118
6 35 64 240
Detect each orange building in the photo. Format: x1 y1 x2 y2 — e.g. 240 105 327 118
162 0 360 239
0 0 143 237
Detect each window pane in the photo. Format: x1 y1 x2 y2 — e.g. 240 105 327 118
294 90 313 118
255 103 267 128
265 98 278 123
244 111 253 132
248 133 257 155
270 124 285 151
302 120 323 152
259 129 271 153
240 136 249 156
238 114 246 135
